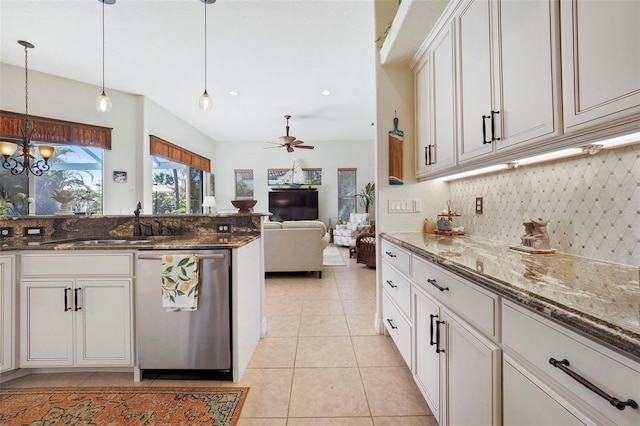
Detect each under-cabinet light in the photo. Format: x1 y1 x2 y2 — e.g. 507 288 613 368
515 148 583 166
441 164 508 181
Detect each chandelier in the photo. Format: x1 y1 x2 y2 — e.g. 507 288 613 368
0 40 55 176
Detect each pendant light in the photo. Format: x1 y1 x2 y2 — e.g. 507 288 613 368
0 41 55 176
96 0 115 112
199 0 216 111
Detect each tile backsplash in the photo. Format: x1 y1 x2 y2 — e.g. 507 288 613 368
449 144 639 266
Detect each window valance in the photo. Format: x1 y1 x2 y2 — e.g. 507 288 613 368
0 110 112 149
150 135 211 173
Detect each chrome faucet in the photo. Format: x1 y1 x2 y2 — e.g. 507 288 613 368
133 202 142 236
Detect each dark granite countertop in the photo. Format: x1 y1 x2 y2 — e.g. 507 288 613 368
382 232 640 361
0 234 259 251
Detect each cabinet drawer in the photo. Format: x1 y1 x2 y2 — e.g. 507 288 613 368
503 301 640 425
21 252 134 277
381 240 410 276
382 259 411 318
412 255 497 338
383 292 411 368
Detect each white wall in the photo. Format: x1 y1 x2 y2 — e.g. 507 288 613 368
374 2 450 234
0 63 216 214
214 139 375 226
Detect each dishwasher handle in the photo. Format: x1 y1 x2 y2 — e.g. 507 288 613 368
138 253 225 260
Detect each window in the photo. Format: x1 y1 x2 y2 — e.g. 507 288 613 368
0 143 104 216
149 135 209 214
235 169 254 198
152 157 204 214
337 168 357 223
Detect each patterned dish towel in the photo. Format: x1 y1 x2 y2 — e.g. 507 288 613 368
161 254 199 311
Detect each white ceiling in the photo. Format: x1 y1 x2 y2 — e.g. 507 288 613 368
0 0 376 144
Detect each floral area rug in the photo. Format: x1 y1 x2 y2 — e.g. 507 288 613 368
0 386 248 425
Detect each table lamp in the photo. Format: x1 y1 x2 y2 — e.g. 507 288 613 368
202 196 217 214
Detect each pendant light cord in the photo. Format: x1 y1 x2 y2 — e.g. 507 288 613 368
102 0 105 93
203 0 207 92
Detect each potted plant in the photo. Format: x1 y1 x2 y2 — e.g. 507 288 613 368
358 182 375 214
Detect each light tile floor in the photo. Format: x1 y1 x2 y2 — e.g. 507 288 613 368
2 245 436 425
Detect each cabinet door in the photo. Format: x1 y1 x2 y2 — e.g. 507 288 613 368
457 0 494 162
415 53 432 177
495 0 560 150
442 307 500 426
76 279 132 366
414 286 442 422
430 21 457 172
0 256 14 373
20 280 74 367
561 0 640 132
503 355 586 425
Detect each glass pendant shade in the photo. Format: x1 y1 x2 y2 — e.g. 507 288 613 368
0 141 18 156
38 145 55 160
96 90 112 112
199 90 212 111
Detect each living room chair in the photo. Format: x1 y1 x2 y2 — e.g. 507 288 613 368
355 231 376 268
333 213 370 247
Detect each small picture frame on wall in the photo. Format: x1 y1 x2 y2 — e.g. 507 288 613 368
113 171 127 183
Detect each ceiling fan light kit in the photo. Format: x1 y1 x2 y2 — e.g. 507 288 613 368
265 115 315 153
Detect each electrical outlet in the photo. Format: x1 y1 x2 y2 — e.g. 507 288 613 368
0 227 14 238
217 224 231 233
475 197 483 214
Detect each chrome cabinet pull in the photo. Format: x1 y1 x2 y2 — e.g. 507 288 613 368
385 251 396 258
74 288 82 311
386 318 398 330
490 110 501 142
427 278 449 292
64 288 71 312
549 358 638 411
386 280 397 289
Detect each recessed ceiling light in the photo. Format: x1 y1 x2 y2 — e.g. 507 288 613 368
229 91 239 96
321 90 331 96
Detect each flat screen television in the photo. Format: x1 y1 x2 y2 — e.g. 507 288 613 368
268 189 318 222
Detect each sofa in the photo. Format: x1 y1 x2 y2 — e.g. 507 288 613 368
263 220 330 278
333 213 370 247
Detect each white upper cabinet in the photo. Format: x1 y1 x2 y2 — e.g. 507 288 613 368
457 0 495 162
415 21 457 178
415 53 432 177
457 0 560 163
560 0 640 132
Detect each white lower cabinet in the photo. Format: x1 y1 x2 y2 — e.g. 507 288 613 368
411 255 500 426
502 300 640 426
0 255 15 373
20 252 134 368
382 291 411 368
442 306 501 426
503 354 586 426
414 285 442 421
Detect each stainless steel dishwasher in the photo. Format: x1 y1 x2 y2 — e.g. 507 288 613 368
135 250 231 379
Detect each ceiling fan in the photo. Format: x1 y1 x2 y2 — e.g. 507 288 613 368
265 115 315 153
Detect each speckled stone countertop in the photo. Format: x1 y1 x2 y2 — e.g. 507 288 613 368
382 232 640 360
0 234 259 251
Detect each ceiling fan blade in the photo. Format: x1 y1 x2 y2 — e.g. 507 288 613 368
265 141 284 146
287 145 294 153
290 139 304 146
264 146 281 149
295 145 315 149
